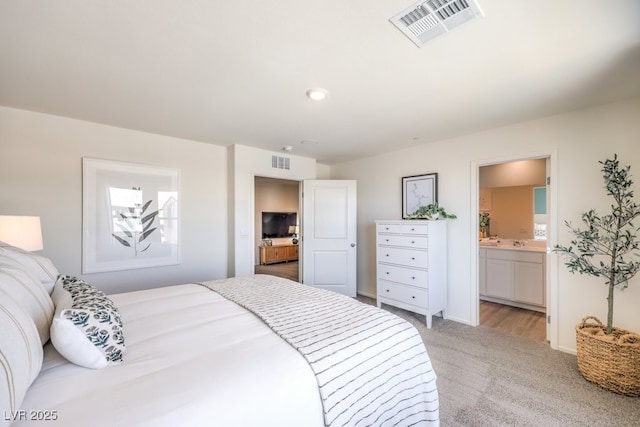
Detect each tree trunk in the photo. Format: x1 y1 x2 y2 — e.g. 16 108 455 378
607 281 615 334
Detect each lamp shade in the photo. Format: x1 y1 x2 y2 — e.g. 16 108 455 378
0 215 43 251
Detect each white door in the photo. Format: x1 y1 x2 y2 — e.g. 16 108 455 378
301 180 357 297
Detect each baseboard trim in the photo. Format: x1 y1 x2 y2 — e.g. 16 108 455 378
357 290 376 300
557 345 577 355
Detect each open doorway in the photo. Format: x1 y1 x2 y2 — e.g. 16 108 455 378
253 176 301 282
478 158 549 343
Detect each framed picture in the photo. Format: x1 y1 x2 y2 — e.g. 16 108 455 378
402 173 438 219
82 158 180 273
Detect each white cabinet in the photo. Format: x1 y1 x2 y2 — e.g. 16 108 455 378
479 248 487 295
480 248 545 312
376 220 447 328
486 258 513 300
514 261 545 306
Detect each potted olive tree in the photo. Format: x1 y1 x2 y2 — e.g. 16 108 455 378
554 154 640 396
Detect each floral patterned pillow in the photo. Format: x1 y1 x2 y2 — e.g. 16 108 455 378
50 276 125 369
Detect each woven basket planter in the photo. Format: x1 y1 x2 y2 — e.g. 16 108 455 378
575 316 640 397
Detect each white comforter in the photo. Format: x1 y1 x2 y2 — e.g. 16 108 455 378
202 275 439 427
17 284 325 427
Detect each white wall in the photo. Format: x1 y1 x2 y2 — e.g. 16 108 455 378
330 97 640 353
0 106 228 294
316 163 331 179
479 158 546 188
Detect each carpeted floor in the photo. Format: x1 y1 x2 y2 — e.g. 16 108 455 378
360 298 639 427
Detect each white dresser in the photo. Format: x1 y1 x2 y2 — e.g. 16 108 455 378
375 220 447 328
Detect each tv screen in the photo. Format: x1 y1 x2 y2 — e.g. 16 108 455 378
262 212 297 238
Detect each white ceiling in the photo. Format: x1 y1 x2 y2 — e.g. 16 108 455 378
1 1 639 165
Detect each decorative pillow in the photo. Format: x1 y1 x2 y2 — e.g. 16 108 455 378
50 276 125 369
0 256 55 344
0 240 59 294
0 289 44 415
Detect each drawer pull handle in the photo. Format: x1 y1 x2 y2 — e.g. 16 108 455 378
386 272 390 275
411 241 415 244
411 296 415 299
385 239 389 242
386 254 389 257
411 228 415 231
411 257 415 260
412 276 415 280
386 289 390 293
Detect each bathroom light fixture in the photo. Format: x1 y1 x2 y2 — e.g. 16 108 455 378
282 145 293 152
306 88 328 101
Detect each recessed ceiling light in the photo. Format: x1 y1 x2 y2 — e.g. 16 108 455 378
306 88 328 101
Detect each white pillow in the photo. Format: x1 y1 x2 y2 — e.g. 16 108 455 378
0 256 54 344
50 276 125 369
0 241 59 294
0 290 44 416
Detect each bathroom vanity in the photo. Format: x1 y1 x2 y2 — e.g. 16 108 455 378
479 240 546 312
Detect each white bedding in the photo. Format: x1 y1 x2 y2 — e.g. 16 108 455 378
202 275 439 426
16 284 325 427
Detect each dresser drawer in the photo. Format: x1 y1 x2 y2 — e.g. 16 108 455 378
401 223 429 235
377 247 427 268
378 281 428 307
377 234 428 249
377 223 402 234
377 264 428 288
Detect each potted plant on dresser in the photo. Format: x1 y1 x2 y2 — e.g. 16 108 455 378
407 203 457 220
554 154 640 396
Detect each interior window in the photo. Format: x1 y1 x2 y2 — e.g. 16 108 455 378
533 186 547 240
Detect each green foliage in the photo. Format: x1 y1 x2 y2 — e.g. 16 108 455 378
554 154 640 334
479 212 490 228
112 199 159 256
408 203 457 220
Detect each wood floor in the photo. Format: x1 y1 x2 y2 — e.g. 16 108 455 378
254 261 299 282
253 263 547 343
480 300 547 343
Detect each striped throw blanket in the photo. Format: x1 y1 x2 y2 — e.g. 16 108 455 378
199 275 439 427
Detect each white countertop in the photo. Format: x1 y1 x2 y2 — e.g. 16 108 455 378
479 239 547 253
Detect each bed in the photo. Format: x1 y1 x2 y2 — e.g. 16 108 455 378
1 241 440 426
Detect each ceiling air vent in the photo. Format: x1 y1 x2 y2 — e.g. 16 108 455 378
390 0 484 47
271 155 291 170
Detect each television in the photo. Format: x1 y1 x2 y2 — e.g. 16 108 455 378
262 212 297 238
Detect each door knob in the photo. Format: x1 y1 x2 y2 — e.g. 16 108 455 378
351 243 356 247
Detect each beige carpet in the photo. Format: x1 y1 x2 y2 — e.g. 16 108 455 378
360 297 640 427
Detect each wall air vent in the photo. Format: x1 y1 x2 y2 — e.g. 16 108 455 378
271 155 291 170
390 0 484 47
